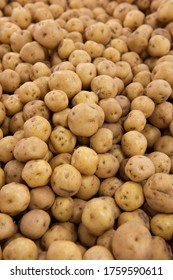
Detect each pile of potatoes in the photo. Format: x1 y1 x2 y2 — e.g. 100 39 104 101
0 0 173 260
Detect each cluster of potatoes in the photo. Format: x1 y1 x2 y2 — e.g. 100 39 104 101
0 0 173 260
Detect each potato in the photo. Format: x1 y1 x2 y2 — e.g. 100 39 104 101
149 101 173 129
130 96 155 118
15 62 32 84
10 29 32 53
83 245 114 260
49 70 82 99
115 95 130 117
125 82 144 101
0 167 5 189
23 116 51 142
51 197 74 222
115 61 133 85
96 229 115 252
0 136 18 163
84 40 104 59
30 62 51 81
117 209 150 229
78 223 97 248
141 124 161 148
20 41 46 64
98 177 122 197
3 94 23 117
151 213 173 242
96 59 117 77
90 128 113 153
99 98 122 123
47 240 82 260
41 224 72 250
112 221 152 260
70 198 86 225
85 22 111 45
50 125 76 154
58 38 75 59
123 109 146 132
2 51 22 70
68 50 91 67
91 75 118 99
0 22 20 44
16 81 41 104
152 61 173 88
2 237 38 260
154 135 173 157
19 209 51 240
144 173 173 213
0 213 16 241
71 146 98 175
125 155 155 182
23 100 50 121
33 19 64 49
49 153 71 170
0 182 30 216
72 90 98 107
148 35 171 57
81 197 115 236
4 160 24 184
44 90 68 113
13 136 48 162
114 181 144 211
68 103 100 137
157 0 173 23
102 123 123 144
0 69 21 93
52 108 71 128
33 76 50 99
76 175 100 200
151 236 172 260
95 153 120 179
145 79 172 103
109 143 126 164
148 152 171 174
51 163 82 197
21 159 52 188
76 63 96 89
29 186 55 210
121 130 147 157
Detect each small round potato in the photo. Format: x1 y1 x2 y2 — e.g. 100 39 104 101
51 197 74 222
23 100 50 121
117 209 150 229
16 81 41 104
81 197 115 236
76 63 96 89
29 186 55 210
130 96 155 118
151 214 173 241
98 177 122 197
85 22 111 45
125 155 155 182
147 35 171 57
19 209 51 240
112 221 152 260
4 160 24 184
90 128 113 154
0 213 16 241
20 41 46 64
76 175 100 200
91 75 118 99
48 70 82 99
95 153 120 179
51 163 82 197
83 245 114 260
123 110 146 132
71 146 98 175
96 228 115 252
52 108 71 128
50 126 76 154
47 240 82 260
121 130 148 157
21 159 52 188
114 181 144 211
99 98 122 123
41 224 73 250
0 182 30 216
2 237 38 260
44 90 68 113
148 152 171 173
0 69 21 93
151 236 172 260
78 222 97 248
0 135 18 162
149 101 173 129
145 79 172 103
141 124 161 148
13 136 48 162
143 173 173 213
154 135 173 157
70 198 86 225
68 103 100 137
23 116 51 142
